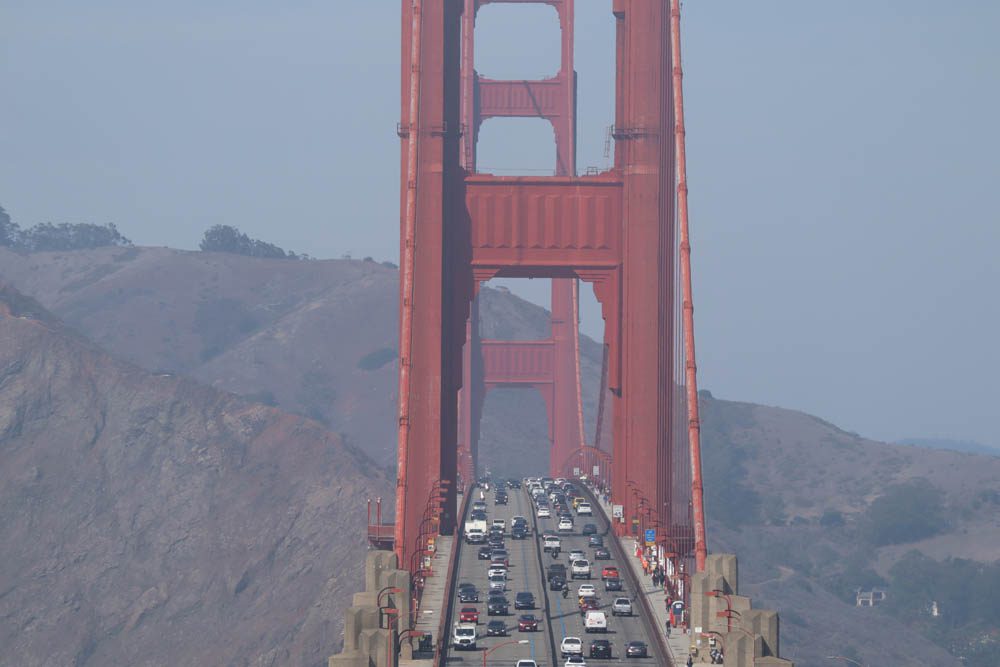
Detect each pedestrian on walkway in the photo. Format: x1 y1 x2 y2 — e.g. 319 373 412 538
665 617 672 637
686 655 694 667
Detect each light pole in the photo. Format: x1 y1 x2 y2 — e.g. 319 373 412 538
482 639 530 666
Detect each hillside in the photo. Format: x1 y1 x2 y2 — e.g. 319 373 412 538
2 246 998 665
0 283 390 666
0 246 601 468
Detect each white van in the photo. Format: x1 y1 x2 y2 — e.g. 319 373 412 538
584 610 608 633
453 623 477 650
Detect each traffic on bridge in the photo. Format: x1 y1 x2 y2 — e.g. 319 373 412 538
443 477 661 666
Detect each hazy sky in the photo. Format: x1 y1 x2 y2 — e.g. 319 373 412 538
2 2 998 448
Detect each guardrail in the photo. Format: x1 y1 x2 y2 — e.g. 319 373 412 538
432 484 471 667
579 484 675 666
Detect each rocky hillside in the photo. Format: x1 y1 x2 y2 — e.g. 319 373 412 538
3 247 997 666
0 283 390 666
0 246 602 469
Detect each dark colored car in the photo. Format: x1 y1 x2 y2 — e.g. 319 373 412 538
487 595 509 616
604 577 623 592
589 535 604 547
546 564 567 581
509 479 521 489
549 575 566 591
457 585 479 602
625 641 648 658
511 526 527 540
517 614 539 632
581 523 598 535
488 534 505 548
495 494 508 505
459 607 479 623
486 620 507 636
590 639 612 658
593 547 611 560
514 591 535 610
478 546 493 560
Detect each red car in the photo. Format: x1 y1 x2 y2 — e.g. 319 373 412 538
518 614 539 632
459 607 480 623
601 566 620 580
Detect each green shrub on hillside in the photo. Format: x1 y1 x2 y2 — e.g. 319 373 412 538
862 481 947 546
1 205 131 252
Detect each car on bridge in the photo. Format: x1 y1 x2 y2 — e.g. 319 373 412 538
517 614 539 632
536 506 551 518
611 597 633 616
486 619 507 636
543 534 561 552
571 559 592 579
584 610 608 633
512 525 528 540
560 636 583 658
465 529 485 544
604 577 623 592
549 575 567 591
546 563 567 582
494 492 508 505
558 517 574 531
588 535 604 548
491 549 509 566
472 501 488 513
477 546 493 560
488 573 506 592
487 564 507 578
458 607 479 624
568 549 585 562
457 584 479 602
564 657 587 666
589 639 612 658
514 591 535 609
625 640 648 658
487 594 509 616
576 502 593 516
601 566 619 580
581 523 598 535
452 623 477 650
515 661 538 667
593 547 611 560
577 584 597 598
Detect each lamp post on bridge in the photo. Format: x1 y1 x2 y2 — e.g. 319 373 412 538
481 639 529 666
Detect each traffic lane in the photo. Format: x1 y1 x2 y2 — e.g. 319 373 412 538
444 486 549 666
536 506 661 664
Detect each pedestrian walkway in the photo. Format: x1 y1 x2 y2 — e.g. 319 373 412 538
590 488 694 665
406 534 453 663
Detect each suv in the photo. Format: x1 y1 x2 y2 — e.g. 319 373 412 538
546 563 567 582
611 597 632 616
457 584 479 602
571 559 592 579
487 594 509 616
576 502 593 516
604 577 623 592
452 623 477 650
589 639 612 658
543 535 562 552
581 523 598 535
486 619 507 636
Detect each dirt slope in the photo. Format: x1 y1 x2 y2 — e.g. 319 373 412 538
0 283 389 666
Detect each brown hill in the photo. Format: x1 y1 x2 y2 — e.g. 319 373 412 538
0 282 390 666
0 246 600 468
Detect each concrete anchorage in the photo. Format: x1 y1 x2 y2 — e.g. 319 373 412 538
328 551 412 667
688 554 794 667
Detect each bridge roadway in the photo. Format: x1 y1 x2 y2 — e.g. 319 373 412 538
440 484 664 666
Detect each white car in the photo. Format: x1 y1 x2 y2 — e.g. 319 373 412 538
560 636 583 657
576 502 593 516
537 506 551 518
489 573 506 592
569 549 585 562
571 559 592 580
565 657 587 667
492 519 506 531
612 597 633 616
543 534 562 551
516 661 539 667
577 584 597 598
487 565 507 578
558 517 573 531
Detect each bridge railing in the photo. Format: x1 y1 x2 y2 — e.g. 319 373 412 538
431 482 471 666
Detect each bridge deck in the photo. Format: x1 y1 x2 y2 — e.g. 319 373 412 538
440 482 666 666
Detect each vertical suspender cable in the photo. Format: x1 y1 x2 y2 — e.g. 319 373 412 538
572 279 586 457
395 0 423 566
670 0 708 572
